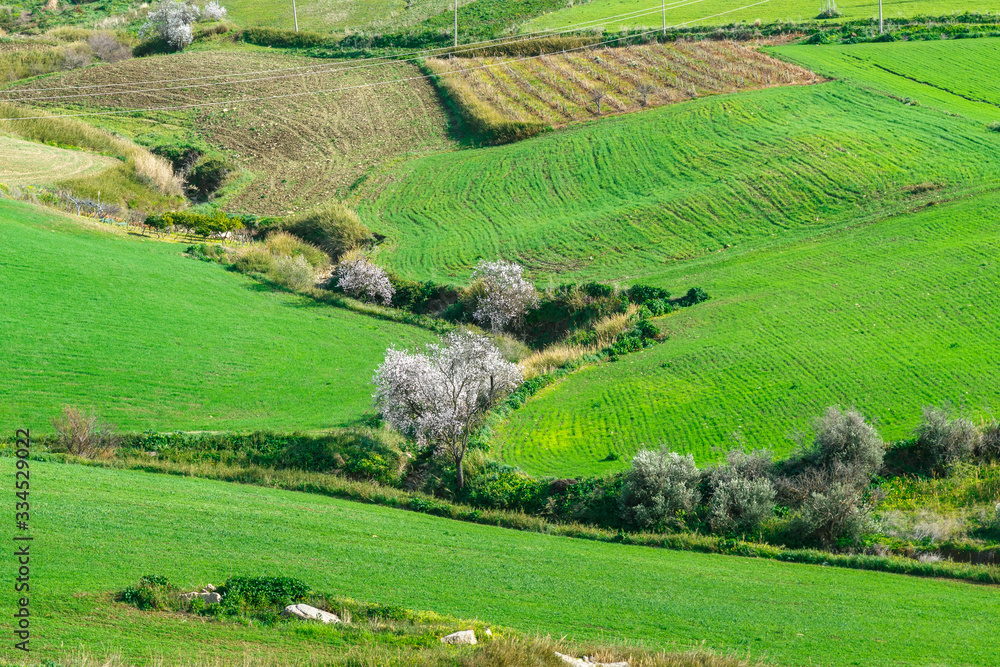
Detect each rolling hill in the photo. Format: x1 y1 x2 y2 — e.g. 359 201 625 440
497 187 1000 475
0 199 433 433
10 460 1000 666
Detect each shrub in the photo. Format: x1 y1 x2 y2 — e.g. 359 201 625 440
220 576 309 614
233 246 278 274
462 460 546 512
52 406 118 458
973 503 1000 541
186 156 231 200
817 0 842 18
619 449 700 531
975 420 1000 462
807 406 885 477
118 575 177 611
675 287 710 307
987 121 1000 132
88 31 132 63
268 254 315 291
789 483 875 547
915 406 981 471
708 477 776 535
282 203 371 260
626 284 670 305
263 231 329 269
202 1 227 21
335 256 395 306
145 210 244 236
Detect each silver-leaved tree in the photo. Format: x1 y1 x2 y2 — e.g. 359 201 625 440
372 331 522 489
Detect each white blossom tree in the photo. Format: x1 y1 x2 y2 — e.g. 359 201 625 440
202 1 228 21
470 259 539 332
336 257 395 306
140 1 201 50
372 331 522 489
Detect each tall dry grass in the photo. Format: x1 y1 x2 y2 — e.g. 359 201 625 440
520 344 595 379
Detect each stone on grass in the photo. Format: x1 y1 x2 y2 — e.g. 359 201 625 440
200 592 222 604
281 603 341 624
440 630 477 645
554 652 629 667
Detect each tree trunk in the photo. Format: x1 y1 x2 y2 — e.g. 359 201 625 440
455 453 465 490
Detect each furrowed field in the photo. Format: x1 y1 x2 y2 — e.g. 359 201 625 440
0 199 433 432
526 0 999 32
771 36 1000 124
361 81 1000 283
0 135 116 186
7 460 1000 666
497 188 1000 476
8 47 454 215
426 39 816 126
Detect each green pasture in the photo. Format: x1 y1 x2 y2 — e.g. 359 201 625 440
497 188 1000 476
772 36 1000 124
6 460 1000 666
0 200 432 433
220 0 454 32
361 81 1000 284
525 0 998 32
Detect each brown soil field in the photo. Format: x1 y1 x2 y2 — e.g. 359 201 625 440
9 49 455 215
426 40 819 127
0 134 117 185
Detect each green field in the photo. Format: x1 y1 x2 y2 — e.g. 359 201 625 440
9 460 1000 666
771 36 1000 124
220 0 454 32
525 0 999 32
497 187 1000 476
361 81 1000 283
0 200 432 433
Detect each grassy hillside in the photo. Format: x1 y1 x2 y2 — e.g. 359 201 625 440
526 0 999 32
14 48 454 215
222 0 455 32
497 187 1000 476
361 81 1000 283
9 460 1000 666
0 135 116 186
0 199 432 433
425 40 816 127
771 36 1000 124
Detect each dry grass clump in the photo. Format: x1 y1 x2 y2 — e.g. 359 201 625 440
591 304 639 347
520 344 595 379
427 39 817 132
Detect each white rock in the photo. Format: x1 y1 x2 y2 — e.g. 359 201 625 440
440 630 477 645
199 592 222 604
179 592 197 602
554 652 628 667
484 628 493 637
203 584 217 592
281 603 341 624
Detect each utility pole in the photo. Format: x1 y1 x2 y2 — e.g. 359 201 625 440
662 0 666 36
879 0 883 33
454 0 459 49
292 0 299 32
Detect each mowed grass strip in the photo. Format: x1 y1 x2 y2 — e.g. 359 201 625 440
497 188 1000 476
10 460 1000 666
771 37 1000 124
16 48 454 215
525 0 999 32
0 135 118 186
0 199 433 432
426 40 817 126
362 82 1000 283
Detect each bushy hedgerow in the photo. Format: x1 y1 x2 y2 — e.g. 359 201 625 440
145 210 247 237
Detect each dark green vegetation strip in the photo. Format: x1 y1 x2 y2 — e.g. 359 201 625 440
498 186 1000 475
0 199 434 432
362 82 1000 283
10 460 1000 666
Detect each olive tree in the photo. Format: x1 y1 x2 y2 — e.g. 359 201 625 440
619 449 700 531
372 331 522 489
469 260 539 332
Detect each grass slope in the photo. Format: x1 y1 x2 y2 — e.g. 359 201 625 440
771 36 1000 124
206 0 454 33
0 200 432 433
0 135 116 186
497 188 1000 476
17 47 454 215
8 460 1000 666
362 82 1000 283
525 0 998 32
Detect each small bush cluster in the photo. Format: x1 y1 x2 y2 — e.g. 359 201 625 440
145 210 247 237
233 232 328 291
915 407 981 472
281 203 372 261
118 575 178 611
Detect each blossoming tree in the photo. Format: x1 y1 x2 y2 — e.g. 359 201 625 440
470 260 539 332
372 331 522 489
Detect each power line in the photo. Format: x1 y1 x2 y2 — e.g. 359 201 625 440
0 1 771 121
2 0 703 96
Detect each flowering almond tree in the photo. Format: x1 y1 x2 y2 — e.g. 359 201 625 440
372 331 522 490
470 260 539 332
336 257 395 305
